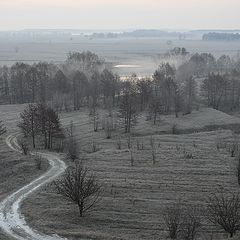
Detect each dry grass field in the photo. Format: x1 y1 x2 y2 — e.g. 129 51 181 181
14 106 240 240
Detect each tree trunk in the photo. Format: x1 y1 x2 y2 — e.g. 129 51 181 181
78 203 84 217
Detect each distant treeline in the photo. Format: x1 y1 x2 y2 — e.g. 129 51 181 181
90 30 181 39
203 32 240 41
1 50 240 123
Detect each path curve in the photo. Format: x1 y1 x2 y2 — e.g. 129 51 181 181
0 133 67 240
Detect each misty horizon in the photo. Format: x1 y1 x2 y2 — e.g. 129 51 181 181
0 0 239 30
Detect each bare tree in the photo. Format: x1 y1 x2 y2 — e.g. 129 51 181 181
207 192 240 238
136 77 152 111
118 78 138 133
54 162 101 217
105 117 113 139
163 203 184 239
18 104 39 148
182 76 196 115
181 207 201 240
148 95 162 124
45 106 63 149
201 73 227 110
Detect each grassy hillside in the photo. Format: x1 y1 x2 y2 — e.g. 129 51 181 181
19 107 240 240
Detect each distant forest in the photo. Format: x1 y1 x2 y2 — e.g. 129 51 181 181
203 32 240 41
1 50 240 118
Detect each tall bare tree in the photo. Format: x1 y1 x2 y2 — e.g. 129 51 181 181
118 78 138 133
18 104 39 148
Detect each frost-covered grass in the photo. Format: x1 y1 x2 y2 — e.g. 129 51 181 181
20 107 240 240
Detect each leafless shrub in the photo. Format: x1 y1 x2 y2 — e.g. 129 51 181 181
136 139 140 150
136 139 144 150
116 138 122 150
56 139 65 153
163 203 202 240
216 140 227 150
91 140 100 153
66 137 79 161
105 118 113 139
54 162 101 217
101 118 105 130
228 132 239 157
207 192 240 238
151 149 156 165
163 203 184 239
184 151 194 159
35 154 43 170
172 124 178 134
150 136 155 149
18 139 29 155
176 144 181 151
181 207 202 240
130 149 134 167
150 136 156 164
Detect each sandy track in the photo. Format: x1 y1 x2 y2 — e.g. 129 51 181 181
0 133 67 240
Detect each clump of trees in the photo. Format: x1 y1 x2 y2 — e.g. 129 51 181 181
2 50 240 137
18 104 63 150
54 162 101 217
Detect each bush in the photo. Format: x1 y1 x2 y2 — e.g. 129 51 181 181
18 139 29 155
66 137 79 161
35 154 43 170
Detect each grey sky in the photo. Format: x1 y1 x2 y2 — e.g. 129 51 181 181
0 0 239 30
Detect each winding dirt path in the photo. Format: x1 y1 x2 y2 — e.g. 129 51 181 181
0 133 67 240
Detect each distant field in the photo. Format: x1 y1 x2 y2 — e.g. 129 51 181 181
1 36 240 75
18 107 240 240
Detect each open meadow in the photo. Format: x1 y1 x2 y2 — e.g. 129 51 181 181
4 106 236 240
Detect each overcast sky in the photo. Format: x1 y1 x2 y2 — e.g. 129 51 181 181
0 0 239 30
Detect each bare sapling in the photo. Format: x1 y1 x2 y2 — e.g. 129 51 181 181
150 136 156 165
130 149 134 167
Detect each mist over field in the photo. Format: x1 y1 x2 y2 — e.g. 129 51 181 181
1 31 240 76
